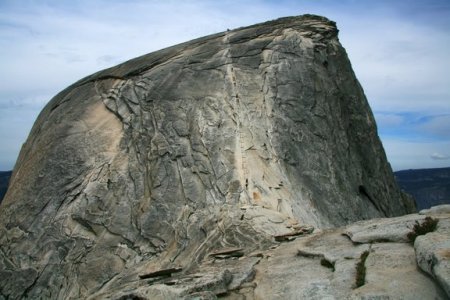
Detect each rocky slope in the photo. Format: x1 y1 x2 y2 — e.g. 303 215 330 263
0 15 416 299
91 206 450 299
395 167 450 210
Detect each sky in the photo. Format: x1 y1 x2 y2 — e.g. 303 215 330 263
0 0 449 171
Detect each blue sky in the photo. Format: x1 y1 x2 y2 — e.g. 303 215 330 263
0 0 449 171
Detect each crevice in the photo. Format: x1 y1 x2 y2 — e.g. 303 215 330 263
320 258 335 272
297 249 335 272
92 272 120 295
297 249 324 259
358 185 386 216
21 273 40 299
71 215 97 236
176 159 189 205
0 247 18 269
21 262 50 299
407 216 438 243
354 249 370 288
224 31 250 203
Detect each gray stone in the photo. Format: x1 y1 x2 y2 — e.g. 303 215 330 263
344 214 426 244
0 15 416 299
351 243 442 300
414 218 450 298
420 204 450 215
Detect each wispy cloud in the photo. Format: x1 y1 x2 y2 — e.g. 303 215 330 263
431 153 450 160
382 138 450 170
97 55 121 66
374 113 405 127
419 115 450 138
340 16 450 114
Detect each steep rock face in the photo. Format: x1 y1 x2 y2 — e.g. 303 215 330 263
0 15 414 299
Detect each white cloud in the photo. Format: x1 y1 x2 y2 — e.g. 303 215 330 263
419 115 450 138
430 153 450 160
339 17 450 113
97 55 121 66
381 138 450 170
374 113 404 127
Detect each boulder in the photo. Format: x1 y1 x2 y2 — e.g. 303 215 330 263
415 217 450 297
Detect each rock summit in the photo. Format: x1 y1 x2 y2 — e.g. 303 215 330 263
0 15 429 299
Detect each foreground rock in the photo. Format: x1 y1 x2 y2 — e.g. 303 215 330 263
87 211 450 299
416 205 450 296
0 15 415 299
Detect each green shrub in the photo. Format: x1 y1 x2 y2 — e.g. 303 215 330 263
407 217 438 243
320 258 335 272
355 250 370 288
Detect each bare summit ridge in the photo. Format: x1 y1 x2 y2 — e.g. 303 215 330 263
0 15 419 299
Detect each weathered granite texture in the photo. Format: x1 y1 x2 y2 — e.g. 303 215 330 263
0 15 416 299
77 211 450 299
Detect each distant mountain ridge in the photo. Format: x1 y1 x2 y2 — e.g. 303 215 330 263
0 171 12 203
395 167 450 210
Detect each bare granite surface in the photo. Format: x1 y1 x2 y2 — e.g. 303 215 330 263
0 15 420 299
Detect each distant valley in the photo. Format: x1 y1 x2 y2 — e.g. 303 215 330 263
394 167 450 210
0 168 449 210
0 171 12 203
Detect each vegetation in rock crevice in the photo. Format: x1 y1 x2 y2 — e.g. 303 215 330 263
320 258 335 272
117 295 147 300
297 250 335 272
297 249 323 258
407 217 438 243
355 250 370 288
